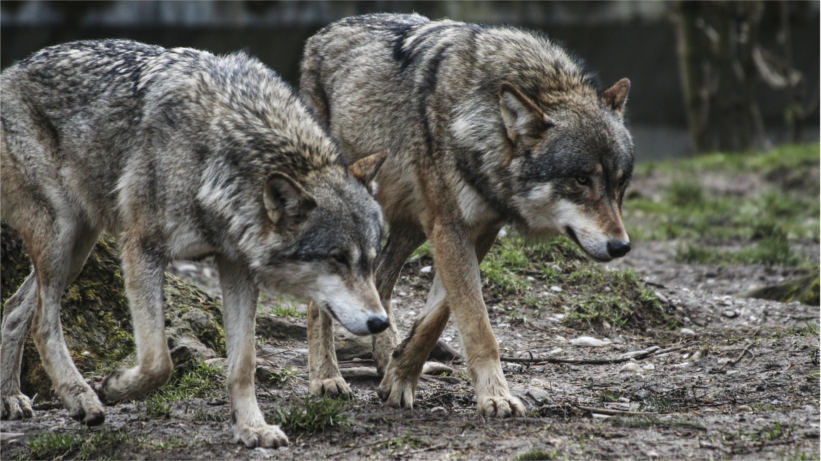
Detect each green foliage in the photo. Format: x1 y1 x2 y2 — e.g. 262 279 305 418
24 428 127 461
377 431 429 451
268 396 349 434
408 241 433 263
625 143 820 246
675 229 804 267
143 361 224 419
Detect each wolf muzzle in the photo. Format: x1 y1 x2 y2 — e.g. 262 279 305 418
366 315 390 334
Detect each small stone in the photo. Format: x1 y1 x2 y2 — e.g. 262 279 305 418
570 336 610 347
654 291 669 304
647 450 659 458
443 336 453 342
408 310 416 316
683 317 692 324
555 335 567 342
420 265 432 273
680 328 696 336
176 263 198 273
642 363 655 371
604 286 612 292
550 286 562 293
550 264 562 273
602 320 611 330
619 362 643 373
526 388 550 404
546 348 563 356
722 310 739 318
736 405 753 412
430 406 447 413
497 228 508 239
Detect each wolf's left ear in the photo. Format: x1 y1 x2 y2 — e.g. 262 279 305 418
500 82 551 144
600 78 630 118
349 150 388 195
263 172 317 227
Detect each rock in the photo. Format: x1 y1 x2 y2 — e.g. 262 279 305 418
550 285 563 293
429 406 448 413
1 228 227 398
420 265 432 273
526 388 550 404
422 362 454 375
680 328 696 336
570 336 611 347
619 362 643 373
722 310 739 318
736 405 753 412
642 363 656 371
654 291 669 304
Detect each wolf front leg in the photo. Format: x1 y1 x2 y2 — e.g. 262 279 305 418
98 238 172 403
431 224 525 417
378 224 524 416
307 301 352 398
216 255 288 449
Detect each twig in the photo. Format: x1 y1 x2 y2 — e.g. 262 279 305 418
575 405 649 416
501 345 670 365
328 439 384 457
721 342 754 369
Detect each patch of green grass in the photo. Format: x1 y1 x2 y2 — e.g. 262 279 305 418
609 415 705 431
143 361 223 419
675 227 804 267
266 294 306 319
24 428 127 461
754 421 794 442
268 396 349 434
408 241 433 263
512 449 558 461
625 143 819 246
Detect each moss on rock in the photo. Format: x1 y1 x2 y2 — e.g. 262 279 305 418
742 269 820 306
1 226 226 399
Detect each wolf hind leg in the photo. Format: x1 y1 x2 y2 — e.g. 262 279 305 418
1 273 37 420
27 219 106 425
216 255 288 448
98 234 172 403
377 273 450 409
307 302 353 398
372 225 427 374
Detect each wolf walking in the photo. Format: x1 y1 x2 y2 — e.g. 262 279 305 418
1 39 388 448
300 14 634 416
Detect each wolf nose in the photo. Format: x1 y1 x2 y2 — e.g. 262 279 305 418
607 240 631 258
366 316 390 334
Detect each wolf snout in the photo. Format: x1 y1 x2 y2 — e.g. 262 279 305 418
366 315 390 334
606 240 631 258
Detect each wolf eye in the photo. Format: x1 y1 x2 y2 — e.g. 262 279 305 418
332 254 348 266
576 176 590 186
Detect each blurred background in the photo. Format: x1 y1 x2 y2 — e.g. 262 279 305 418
2 0 819 161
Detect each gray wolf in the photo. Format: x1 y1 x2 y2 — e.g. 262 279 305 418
0 39 388 448
300 14 633 416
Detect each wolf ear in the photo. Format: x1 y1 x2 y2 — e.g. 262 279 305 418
263 172 316 227
499 82 551 143
600 78 630 118
348 150 388 195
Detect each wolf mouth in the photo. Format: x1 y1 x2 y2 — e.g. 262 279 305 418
565 227 611 263
322 302 342 324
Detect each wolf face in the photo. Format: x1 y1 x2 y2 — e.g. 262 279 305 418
250 155 389 336
503 80 634 262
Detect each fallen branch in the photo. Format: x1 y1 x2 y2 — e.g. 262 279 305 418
575 405 649 416
501 345 677 365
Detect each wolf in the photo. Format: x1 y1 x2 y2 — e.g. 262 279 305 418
300 14 634 416
0 39 388 448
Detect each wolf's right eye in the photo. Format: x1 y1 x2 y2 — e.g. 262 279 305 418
576 176 590 186
333 254 348 266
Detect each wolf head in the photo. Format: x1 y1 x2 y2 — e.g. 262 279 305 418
251 152 389 336
503 79 634 262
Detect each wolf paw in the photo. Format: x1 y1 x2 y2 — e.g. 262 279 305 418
1 393 33 420
233 423 289 448
62 388 105 425
377 364 419 409
477 394 526 418
309 377 353 399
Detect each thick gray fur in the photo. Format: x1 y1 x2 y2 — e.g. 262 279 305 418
1 39 387 448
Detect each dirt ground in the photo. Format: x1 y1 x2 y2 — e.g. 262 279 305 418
2 234 819 461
